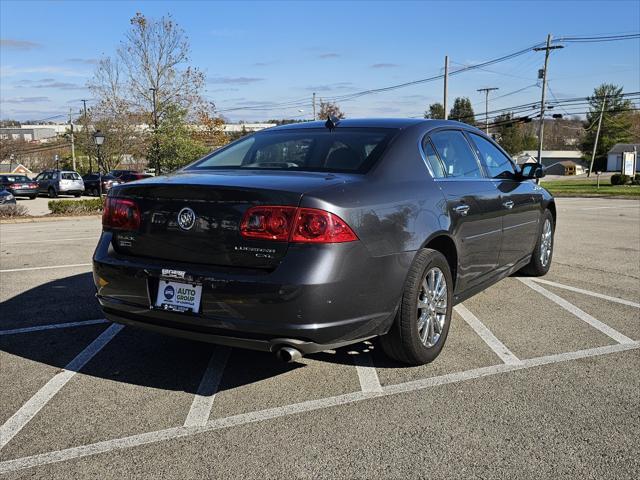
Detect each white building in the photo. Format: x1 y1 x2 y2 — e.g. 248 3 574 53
606 144 639 172
0 127 58 142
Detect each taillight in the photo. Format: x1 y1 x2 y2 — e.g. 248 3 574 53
102 197 140 231
9 183 18 189
29 183 37 189
240 206 296 241
291 208 358 243
240 206 357 243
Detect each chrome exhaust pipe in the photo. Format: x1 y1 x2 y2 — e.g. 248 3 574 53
276 346 303 363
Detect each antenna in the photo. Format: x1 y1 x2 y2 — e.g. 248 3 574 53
325 116 340 131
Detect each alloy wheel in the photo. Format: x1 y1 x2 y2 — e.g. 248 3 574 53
540 218 552 267
417 267 447 348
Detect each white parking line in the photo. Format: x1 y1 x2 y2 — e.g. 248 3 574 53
0 324 123 451
0 319 108 336
352 351 382 393
1 341 636 474
0 263 92 273
183 347 231 427
1 237 97 245
454 304 521 365
529 278 640 309
519 278 635 344
578 205 640 211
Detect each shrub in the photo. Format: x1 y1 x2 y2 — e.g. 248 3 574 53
610 174 631 186
48 198 104 215
0 204 29 218
632 174 640 186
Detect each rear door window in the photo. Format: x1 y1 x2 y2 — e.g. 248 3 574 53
430 130 483 178
421 138 445 178
468 133 516 179
61 173 80 180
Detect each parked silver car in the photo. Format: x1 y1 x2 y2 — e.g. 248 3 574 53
34 170 85 198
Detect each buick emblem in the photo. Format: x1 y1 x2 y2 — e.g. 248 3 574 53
177 207 196 231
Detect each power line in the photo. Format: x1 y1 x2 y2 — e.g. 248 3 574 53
213 32 639 115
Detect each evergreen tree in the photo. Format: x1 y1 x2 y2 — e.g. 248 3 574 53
449 97 475 125
494 114 538 155
580 83 633 170
424 102 445 119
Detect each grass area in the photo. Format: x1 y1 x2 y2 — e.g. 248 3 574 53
541 179 640 198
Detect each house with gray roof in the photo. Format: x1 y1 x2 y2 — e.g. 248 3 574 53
606 144 639 172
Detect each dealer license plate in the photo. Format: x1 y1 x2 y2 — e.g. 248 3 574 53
155 279 202 313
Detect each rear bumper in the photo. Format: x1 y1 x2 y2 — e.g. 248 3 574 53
9 188 37 196
93 232 412 351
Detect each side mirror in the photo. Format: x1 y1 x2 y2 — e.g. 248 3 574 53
520 163 545 180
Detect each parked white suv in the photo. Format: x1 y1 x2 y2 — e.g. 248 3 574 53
34 170 85 198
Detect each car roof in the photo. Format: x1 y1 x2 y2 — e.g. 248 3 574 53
268 118 425 131
267 118 482 133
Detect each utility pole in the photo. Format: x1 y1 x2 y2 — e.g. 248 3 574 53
312 92 316 121
443 56 449 120
81 99 91 173
477 87 499 134
533 34 564 168
150 87 160 176
588 96 606 177
69 107 76 171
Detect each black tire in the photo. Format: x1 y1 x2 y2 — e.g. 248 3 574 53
520 209 554 276
74 193 81 198
48 187 57 198
29 195 36 200
380 248 453 365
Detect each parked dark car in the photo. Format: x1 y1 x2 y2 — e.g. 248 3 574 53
0 174 38 199
117 172 153 183
82 174 121 196
34 170 84 197
0 186 17 205
93 119 555 365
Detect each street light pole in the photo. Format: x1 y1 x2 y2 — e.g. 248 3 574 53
93 130 105 197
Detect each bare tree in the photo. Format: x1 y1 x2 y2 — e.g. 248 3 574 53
317 100 345 120
88 13 220 173
118 12 206 122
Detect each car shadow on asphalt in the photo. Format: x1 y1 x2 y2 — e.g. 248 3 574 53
2 272 410 396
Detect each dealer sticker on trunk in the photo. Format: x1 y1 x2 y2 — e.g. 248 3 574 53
155 279 202 313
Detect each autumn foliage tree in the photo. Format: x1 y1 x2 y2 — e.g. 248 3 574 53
317 100 345 120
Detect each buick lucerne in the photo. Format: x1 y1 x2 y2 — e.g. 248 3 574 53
93 119 555 365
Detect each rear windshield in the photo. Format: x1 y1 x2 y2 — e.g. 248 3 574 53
188 128 397 173
61 172 81 180
1 175 31 183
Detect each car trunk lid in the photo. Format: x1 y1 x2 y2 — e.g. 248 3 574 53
108 170 357 269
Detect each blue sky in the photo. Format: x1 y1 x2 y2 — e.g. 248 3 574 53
1 0 639 122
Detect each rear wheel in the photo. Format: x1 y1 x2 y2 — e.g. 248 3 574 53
74 193 81 197
380 248 453 365
520 209 554 276
48 187 57 198
29 195 36 200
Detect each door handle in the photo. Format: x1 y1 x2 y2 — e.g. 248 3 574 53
503 200 514 209
453 204 470 216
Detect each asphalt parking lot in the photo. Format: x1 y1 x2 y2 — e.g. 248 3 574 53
1 197 639 479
